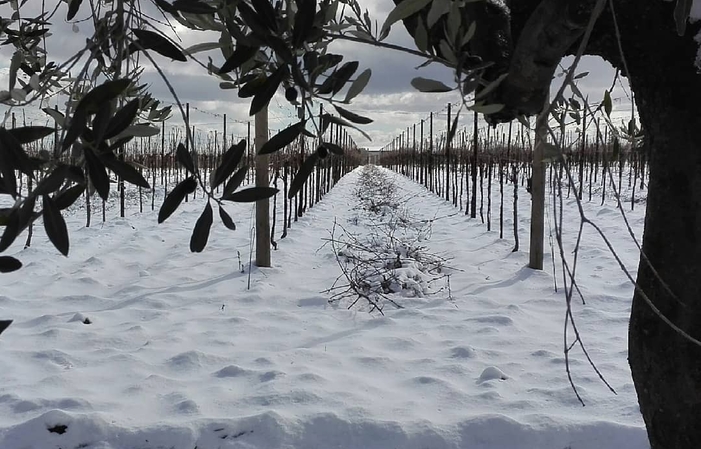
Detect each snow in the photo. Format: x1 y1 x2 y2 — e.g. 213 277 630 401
0 165 648 448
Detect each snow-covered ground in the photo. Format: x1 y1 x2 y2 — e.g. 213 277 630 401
0 165 648 449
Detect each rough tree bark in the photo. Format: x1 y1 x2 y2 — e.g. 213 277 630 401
515 3 701 446
395 0 701 447
610 3 701 448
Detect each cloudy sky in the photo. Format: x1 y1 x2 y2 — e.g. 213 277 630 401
0 0 635 150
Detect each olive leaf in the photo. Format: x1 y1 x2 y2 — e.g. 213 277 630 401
190 202 213 253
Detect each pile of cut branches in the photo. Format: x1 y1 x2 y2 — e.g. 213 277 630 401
324 166 452 313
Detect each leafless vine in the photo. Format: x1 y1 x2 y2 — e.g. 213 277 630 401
322 165 452 313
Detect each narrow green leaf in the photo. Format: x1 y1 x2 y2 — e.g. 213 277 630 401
317 77 336 96
112 124 161 139
190 202 213 253
427 0 450 28
104 158 151 189
293 0 317 48
321 142 344 156
236 1 271 38
55 184 86 210
42 108 65 127
262 35 295 65
212 140 246 189
218 206 236 230
460 21 477 47
62 108 86 151
77 79 132 115
470 103 504 115
0 256 21 273
251 0 278 33
222 165 248 197
104 99 140 140
132 28 187 62
239 75 267 98
7 126 54 144
33 166 69 196
42 195 69 256
158 177 197 223
259 121 304 155
219 45 259 74
317 53 344 73
9 52 20 92
303 51 319 75
65 165 86 185
321 113 372 141
410 77 453 93
172 0 216 13
0 198 37 253
446 0 460 44
185 41 222 55
347 29 374 41
250 65 287 116
0 127 36 176
83 148 110 201
380 0 432 39
334 105 372 125
223 186 279 202
288 153 319 199
67 0 84 20
318 61 359 95
0 209 19 252
0 137 18 197
176 142 196 174
91 100 113 143
0 208 10 226
438 40 457 64
332 62 361 95
17 197 37 236
413 18 429 53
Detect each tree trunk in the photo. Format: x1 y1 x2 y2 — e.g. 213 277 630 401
619 4 701 448
629 85 701 448
505 2 701 444
394 0 701 444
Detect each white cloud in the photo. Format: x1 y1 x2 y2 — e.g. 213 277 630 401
0 1 633 150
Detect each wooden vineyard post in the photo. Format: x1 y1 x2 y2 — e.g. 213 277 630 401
420 119 425 186
185 103 190 203
446 103 451 202
528 98 548 270
255 105 271 268
470 111 478 219
429 112 434 192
